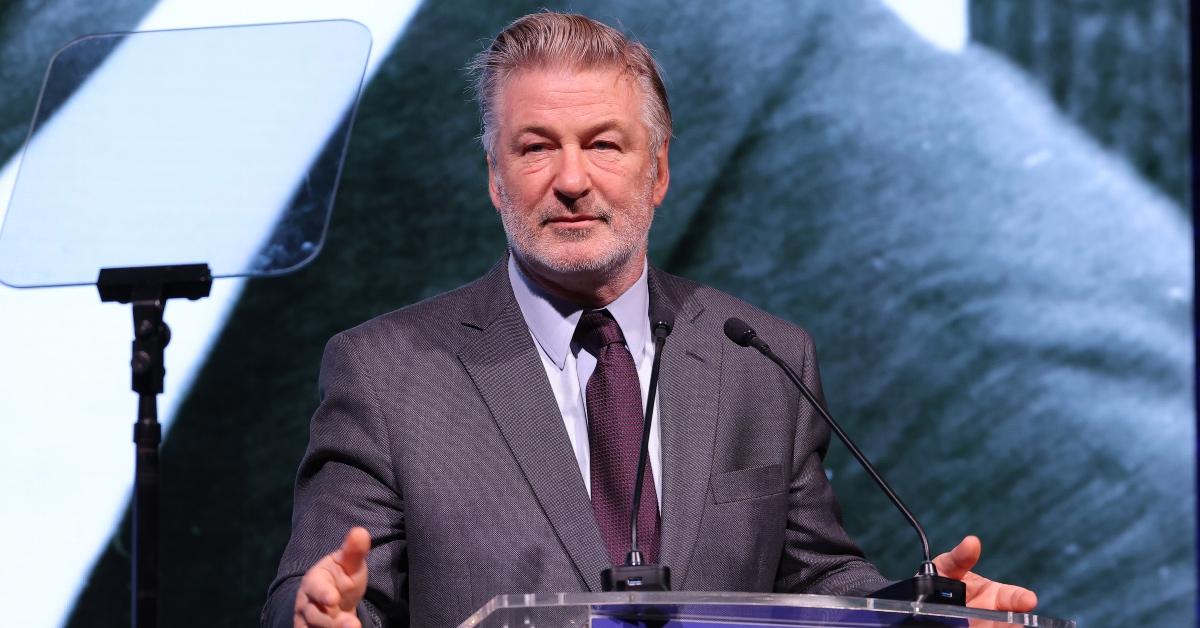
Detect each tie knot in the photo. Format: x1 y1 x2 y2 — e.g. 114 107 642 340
574 309 626 354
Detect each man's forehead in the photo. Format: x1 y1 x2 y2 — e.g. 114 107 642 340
496 65 642 108
494 66 647 133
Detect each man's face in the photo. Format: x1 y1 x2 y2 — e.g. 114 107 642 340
487 66 670 285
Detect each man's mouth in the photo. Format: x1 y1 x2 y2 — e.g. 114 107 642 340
546 214 603 225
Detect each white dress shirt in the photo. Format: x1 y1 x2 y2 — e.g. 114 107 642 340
508 256 662 508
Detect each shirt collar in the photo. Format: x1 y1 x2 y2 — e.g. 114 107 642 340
509 255 650 370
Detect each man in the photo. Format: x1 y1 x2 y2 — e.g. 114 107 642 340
264 12 1037 628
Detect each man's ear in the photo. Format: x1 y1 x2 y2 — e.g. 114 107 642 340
651 138 670 207
487 152 502 210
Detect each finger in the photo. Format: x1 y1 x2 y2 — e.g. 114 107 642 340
997 584 1038 612
299 567 341 608
295 585 315 627
298 601 337 628
335 613 363 628
933 535 981 579
334 527 372 573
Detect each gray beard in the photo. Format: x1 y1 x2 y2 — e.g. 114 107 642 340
495 184 652 277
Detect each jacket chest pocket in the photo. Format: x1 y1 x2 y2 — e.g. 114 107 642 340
710 463 785 504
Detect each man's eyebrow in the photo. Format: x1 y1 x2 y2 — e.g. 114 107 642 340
580 119 630 137
513 124 556 140
511 120 631 142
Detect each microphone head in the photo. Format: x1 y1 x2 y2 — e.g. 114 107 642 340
650 302 676 334
723 317 756 347
650 301 675 339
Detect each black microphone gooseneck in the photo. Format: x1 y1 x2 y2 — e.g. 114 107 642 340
627 319 671 565
722 317 965 605
601 314 674 592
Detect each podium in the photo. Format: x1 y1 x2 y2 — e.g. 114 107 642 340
457 592 1075 627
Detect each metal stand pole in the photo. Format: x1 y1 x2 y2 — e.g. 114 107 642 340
130 301 168 628
98 263 211 628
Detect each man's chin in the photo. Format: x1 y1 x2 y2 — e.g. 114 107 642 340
533 253 620 276
518 244 629 277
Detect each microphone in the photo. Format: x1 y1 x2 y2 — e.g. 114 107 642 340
722 317 965 605
601 311 675 592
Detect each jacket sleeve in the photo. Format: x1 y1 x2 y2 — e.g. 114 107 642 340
773 332 892 597
262 332 409 627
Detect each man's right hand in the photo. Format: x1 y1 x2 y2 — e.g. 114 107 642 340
294 527 371 628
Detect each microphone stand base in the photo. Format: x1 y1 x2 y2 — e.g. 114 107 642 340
601 564 671 591
871 574 965 606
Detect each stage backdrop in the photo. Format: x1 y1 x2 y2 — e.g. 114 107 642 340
0 1 1191 626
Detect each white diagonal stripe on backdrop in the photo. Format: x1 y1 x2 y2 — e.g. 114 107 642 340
0 2 423 626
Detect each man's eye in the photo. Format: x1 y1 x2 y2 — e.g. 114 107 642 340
591 141 619 151
523 144 549 155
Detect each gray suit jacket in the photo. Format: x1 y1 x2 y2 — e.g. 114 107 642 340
263 259 887 627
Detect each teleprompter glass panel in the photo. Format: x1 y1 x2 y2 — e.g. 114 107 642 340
0 20 371 287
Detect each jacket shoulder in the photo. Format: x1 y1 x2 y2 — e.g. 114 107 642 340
654 268 815 349
335 267 508 351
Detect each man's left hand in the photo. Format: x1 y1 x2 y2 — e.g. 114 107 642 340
934 535 1038 611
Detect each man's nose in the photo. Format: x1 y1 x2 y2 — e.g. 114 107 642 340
553 145 591 200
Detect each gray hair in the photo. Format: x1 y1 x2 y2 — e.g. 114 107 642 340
467 12 672 157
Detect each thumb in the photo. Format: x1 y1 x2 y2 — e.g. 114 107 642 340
334 526 372 574
933 535 981 580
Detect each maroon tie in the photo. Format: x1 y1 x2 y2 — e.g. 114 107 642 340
574 309 660 566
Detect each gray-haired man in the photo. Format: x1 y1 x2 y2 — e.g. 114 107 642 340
265 12 1036 628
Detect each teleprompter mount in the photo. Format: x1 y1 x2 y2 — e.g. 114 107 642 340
97 263 212 628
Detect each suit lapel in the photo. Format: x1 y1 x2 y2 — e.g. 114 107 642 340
649 269 724 589
456 261 611 592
